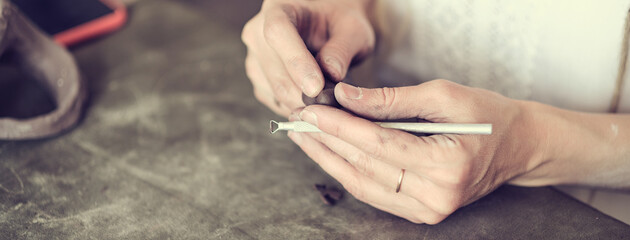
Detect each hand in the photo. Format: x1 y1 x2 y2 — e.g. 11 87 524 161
288 80 547 224
241 0 375 117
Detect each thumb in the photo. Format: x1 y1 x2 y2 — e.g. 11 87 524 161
316 17 374 81
334 83 419 120
334 81 461 122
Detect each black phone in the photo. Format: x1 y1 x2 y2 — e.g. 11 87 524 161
10 0 127 46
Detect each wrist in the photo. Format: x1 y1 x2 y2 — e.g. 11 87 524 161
510 101 630 188
504 100 556 186
547 109 630 188
511 100 596 186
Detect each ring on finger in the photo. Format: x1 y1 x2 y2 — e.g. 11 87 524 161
395 169 405 193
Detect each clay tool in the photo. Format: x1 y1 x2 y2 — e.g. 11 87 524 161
270 120 493 135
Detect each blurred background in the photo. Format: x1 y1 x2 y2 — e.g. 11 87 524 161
0 0 628 239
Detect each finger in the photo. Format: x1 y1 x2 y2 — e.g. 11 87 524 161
241 14 260 49
246 54 292 117
334 80 475 122
263 5 324 97
287 131 441 223
245 53 265 87
254 88 291 117
334 82 424 120
309 131 455 214
291 109 409 194
256 49 305 110
316 15 374 81
368 201 425 224
309 131 401 192
309 128 464 218
299 105 432 171
245 21 304 111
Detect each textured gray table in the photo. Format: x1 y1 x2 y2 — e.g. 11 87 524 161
1 1 630 239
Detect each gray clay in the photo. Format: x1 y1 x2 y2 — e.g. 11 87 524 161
302 80 340 107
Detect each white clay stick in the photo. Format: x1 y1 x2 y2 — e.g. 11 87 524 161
270 120 492 135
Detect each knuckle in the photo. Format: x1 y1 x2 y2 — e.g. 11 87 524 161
440 173 468 191
427 79 462 104
285 55 301 69
328 112 353 137
244 57 258 79
329 119 343 137
365 143 385 160
406 216 424 224
262 16 287 44
355 34 376 61
323 44 350 63
433 194 461 216
429 79 453 89
241 20 255 46
423 213 448 225
365 129 395 159
348 152 375 178
426 150 472 188
253 89 267 103
343 174 366 202
379 87 397 111
356 44 375 62
286 54 314 71
445 162 473 188
271 81 289 101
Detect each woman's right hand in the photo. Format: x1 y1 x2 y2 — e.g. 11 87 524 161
241 0 375 117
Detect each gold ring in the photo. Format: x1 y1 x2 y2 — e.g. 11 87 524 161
395 169 406 193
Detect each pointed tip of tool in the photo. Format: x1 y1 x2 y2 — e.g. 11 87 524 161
269 120 279 134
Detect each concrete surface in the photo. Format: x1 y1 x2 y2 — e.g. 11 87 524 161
1 0 630 239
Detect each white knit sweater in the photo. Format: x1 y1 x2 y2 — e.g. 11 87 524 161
370 0 630 223
375 0 630 113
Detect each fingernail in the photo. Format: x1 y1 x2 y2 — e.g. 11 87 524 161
340 83 362 100
299 109 318 126
324 57 342 79
288 131 302 144
302 73 321 97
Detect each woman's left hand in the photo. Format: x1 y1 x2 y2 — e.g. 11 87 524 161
288 80 549 224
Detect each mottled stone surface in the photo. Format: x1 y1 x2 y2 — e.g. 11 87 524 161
0 0 629 239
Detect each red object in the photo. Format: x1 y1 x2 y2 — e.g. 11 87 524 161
53 0 127 47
